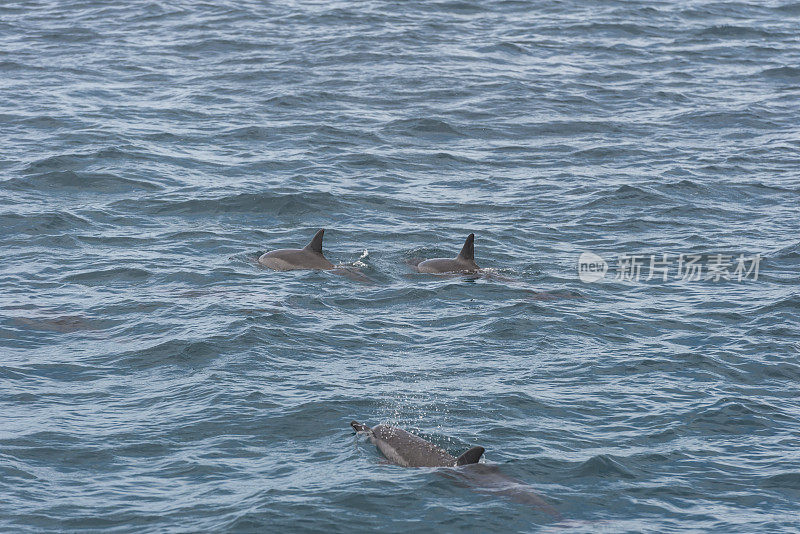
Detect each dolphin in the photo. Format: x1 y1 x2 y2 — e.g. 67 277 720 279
442 462 562 518
350 421 484 468
258 229 335 271
416 233 479 274
351 420 561 518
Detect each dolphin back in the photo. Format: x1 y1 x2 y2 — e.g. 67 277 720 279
416 233 478 273
370 425 457 467
259 228 333 270
353 422 486 469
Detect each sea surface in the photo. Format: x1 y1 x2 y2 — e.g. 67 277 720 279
2 1 800 532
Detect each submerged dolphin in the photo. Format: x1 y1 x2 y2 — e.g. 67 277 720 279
350 421 484 468
258 229 334 271
441 462 561 518
417 233 479 274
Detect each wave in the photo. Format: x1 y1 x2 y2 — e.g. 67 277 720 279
683 398 786 433
581 184 672 209
383 118 464 138
0 210 92 235
668 109 780 130
10 315 101 333
476 42 529 55
759 66 800 81
693 25 777 39
138 191 342 216
775 2 800 14
573 455 636 479
62 267 151 284
5 171 160 192
762 472 800 489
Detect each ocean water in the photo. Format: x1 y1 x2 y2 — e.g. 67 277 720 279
2 0 800 531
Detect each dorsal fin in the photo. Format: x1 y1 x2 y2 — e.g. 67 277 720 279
304 229 325 254
456 233 475 261
456 446 484 466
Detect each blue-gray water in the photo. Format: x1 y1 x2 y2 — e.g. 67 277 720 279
2 1 800 532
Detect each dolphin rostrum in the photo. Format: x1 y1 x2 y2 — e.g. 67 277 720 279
258 229 335 271
416 233 479 274
350 421 484 468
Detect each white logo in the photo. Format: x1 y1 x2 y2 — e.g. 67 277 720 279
578 252 608 283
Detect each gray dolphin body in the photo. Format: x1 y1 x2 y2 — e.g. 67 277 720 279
417 233 479 274
258 229 335 271
351 421 484 468
351 420 560 518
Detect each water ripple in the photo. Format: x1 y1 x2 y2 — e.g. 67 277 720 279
1 0 799 532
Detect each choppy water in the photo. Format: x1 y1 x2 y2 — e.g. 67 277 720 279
2 0 800 532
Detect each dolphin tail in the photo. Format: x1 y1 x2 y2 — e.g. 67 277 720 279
350 420 371 433
457 233 475 261
304 229 325 254
456 446 485 466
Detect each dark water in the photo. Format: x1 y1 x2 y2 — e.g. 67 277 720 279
2 0 800 532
